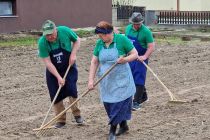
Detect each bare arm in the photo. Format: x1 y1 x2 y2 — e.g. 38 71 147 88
117 48 138 64
138 42 155 61
88 56 99 89
69 37 80 65
43 57 64 86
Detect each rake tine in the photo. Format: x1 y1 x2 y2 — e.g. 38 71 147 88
36 128 47 136
36 130 44 137
40 131 46 136
34 62 118 133
36 126 56 137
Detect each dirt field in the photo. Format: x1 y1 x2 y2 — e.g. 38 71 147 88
0 35 210 140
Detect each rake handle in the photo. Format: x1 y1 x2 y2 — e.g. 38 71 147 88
141 61 176 100
41 64 71 127
35 62 118 131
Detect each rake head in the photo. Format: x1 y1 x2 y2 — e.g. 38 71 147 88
34 125 56 137
168 99 188 104
166 92 189 104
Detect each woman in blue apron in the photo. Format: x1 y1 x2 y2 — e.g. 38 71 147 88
38 20 83 128
88 21 138 140
126 12 155 111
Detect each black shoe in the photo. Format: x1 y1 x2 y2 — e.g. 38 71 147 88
108 124 117 140
54 122 66 128
116 125 129 136
74 116 84 124
108 132 116 140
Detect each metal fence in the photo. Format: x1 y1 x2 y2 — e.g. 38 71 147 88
113 5 145 20
158 11 210 25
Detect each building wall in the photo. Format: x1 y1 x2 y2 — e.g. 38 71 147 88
0 0 112 33
201 0 210 11
133 0 176 11
180 0 201 11
133 0 210 11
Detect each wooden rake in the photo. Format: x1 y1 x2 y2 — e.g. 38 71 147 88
33 65 72 136
33 62 118 136
141 61 187 103
40 64 72 127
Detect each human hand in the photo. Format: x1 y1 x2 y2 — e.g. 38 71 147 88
57 76 65 87
117 56 127 64
113 27 120 34
88 79 94 90
137 55 147 62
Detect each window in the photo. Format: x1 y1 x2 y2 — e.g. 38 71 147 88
0 0 16 16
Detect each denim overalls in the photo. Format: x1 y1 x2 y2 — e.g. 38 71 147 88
127 30 148 86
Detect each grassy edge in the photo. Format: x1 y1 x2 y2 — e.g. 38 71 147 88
0 28 207 47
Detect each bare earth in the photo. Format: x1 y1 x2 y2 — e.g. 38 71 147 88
0 35 210 140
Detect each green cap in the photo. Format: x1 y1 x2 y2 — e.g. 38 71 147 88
42 20 56 36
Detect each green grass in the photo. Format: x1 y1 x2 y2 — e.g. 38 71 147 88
0 36 38 47
75 29 95 38
0 27 205 48
155 36 188 45
0 29 96 47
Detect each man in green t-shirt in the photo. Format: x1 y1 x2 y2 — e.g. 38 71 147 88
38 20 83 128
125 12 155 111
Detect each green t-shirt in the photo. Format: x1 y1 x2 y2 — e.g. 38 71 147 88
125 24 154 49
38 26 78 58
93 33 134 57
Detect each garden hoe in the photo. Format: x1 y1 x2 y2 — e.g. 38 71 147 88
33 62 118 136
142 61 187 103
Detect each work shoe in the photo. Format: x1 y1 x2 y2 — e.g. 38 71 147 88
116 125 129 136
108 132 116 140
132 102 141 111
54 122 66 128
74 116 84 124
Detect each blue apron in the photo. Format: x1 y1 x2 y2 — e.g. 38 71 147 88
127 30 148 86
97 42 135 125
46 37 78 104
97 43 136 103
104 96 132 125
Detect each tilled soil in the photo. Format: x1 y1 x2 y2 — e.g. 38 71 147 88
0 35 210 140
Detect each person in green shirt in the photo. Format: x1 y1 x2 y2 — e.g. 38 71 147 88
125 12 155 111
38 20 84 128
88 21 138 140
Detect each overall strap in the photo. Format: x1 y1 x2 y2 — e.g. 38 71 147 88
48 41 52 51
113 42 117 49
128 27 140 39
